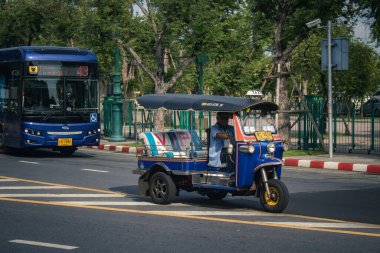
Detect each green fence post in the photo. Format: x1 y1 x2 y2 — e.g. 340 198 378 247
297 102 301 149
333 101 337 151
370 101 375 153
173 110 177 129
303 109 308 150
103 96 113 136
149 110 153 132
198 111 203 139
128 100 133 138
351 105 355 151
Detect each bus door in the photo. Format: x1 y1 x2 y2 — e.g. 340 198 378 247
4 70 21 148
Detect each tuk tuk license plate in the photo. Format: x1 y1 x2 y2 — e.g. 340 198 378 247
58 138 72 146
255 131 273 141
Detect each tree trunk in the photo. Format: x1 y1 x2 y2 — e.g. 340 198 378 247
277 65 290 142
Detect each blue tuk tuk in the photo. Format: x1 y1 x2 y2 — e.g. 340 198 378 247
133 93 289 213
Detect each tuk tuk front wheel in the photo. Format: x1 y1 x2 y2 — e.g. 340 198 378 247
149 172 176 205
259 179 289 213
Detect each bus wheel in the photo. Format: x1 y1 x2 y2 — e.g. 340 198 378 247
206 190 228 200
149 172 176 205
0 131 9 154
259 179 289 213
59 147 76 156
0 131 4 149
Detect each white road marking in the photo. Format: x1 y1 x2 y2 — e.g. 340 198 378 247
0 186 68 190
0 194 124 198
148 211 276 216
81 169 109 173
0 179 18 182
264 222 379 229
18 161 39 164
53 201 189 206
9 240 78 250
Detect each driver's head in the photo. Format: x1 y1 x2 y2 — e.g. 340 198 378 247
217 112 231 126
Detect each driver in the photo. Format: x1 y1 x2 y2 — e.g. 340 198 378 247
208 112 235 168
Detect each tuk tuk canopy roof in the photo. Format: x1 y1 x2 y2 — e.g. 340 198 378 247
136 94 279 112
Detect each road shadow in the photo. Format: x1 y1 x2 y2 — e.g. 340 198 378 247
286 187 380 224
0 148 94 159
109 185 264 211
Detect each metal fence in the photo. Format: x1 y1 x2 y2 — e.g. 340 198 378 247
289 95 380 154
103 95 380 154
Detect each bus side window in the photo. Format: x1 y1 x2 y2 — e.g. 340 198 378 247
8 69 20 113
0 74 6 112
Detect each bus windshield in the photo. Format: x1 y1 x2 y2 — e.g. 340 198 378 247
23 78 98 114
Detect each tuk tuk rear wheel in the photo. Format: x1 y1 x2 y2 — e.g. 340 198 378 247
259 179 289 213
206 190 228 200
149 172 176 205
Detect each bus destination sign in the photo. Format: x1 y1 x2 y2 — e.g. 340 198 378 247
27 63 91 77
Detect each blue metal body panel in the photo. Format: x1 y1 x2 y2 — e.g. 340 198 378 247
138 140 284 191
235 142 283 188
0 46 99 149
20 121 100 148
192 184 236 191
138 159 208 172
0 46 97 63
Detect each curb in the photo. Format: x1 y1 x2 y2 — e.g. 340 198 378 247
86 144 144 154
85 146 380 175
284 158 380 175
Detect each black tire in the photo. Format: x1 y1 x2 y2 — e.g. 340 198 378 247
206 190 228 200
0 130 4 151
259 179 289 213
59 147 76 156
149 172 176 204
0 131 10 154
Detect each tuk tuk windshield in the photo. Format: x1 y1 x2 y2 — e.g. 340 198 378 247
242 113 277 135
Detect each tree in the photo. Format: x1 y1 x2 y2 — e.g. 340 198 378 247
248 0 356 141
357 0 380 40
118 0 243 130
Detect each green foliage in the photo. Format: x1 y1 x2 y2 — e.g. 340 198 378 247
356 0 380 40
291 27 380 99
0 0 378 101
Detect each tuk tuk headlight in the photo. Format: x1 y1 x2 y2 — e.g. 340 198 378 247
267 142 275 153
281 142 289 151
239 144 255 154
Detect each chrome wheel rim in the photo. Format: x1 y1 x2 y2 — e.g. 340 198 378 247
152 178 167 199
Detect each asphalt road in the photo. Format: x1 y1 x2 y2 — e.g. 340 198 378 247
0 148 379 253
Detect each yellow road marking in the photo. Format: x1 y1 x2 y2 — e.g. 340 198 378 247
1 175 380 235
0 176 126 195
0 197 380 238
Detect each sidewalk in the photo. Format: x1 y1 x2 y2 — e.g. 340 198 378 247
85 139 380 175
283 153 380 175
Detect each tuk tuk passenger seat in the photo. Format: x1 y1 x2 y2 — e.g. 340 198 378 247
139 130 207 158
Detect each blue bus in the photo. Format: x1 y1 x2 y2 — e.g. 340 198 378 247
0 46 100 155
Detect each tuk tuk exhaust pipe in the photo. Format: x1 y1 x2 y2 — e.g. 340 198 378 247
260 168 271 199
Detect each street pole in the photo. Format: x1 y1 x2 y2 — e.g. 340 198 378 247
110 23 126 142
327 20 333 158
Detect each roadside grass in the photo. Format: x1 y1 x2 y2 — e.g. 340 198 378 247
283 149 327 157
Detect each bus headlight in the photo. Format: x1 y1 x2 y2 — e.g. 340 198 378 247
267 142 275 153
281 142 289 151
248 144 255 153
24 129 42 136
